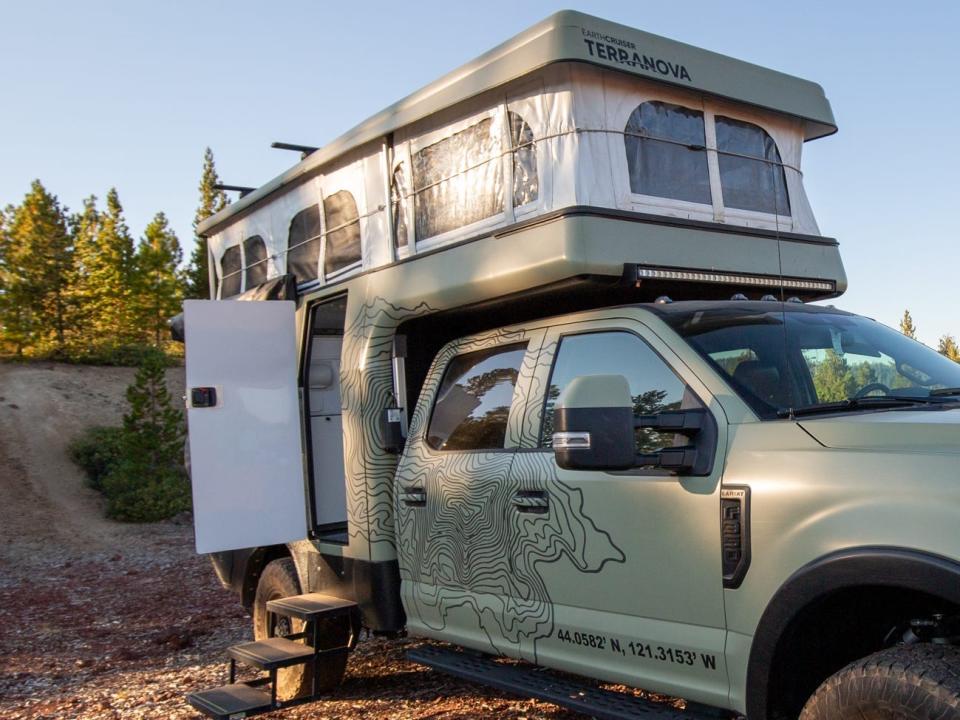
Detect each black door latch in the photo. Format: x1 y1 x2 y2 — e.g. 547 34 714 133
191 387 218 408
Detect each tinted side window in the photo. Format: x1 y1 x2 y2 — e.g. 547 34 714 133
287 205 322 284
715 116 790 215
624 101 711 204
243 235 268 289
427 343 527 451
220 245 242 298
541 332 693 453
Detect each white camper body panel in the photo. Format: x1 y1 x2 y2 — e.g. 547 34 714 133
207 64 823 299
184 300 308 553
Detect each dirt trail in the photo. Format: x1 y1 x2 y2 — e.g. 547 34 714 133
0 361 185 565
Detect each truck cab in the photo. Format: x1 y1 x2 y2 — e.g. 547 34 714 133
181 12 960 720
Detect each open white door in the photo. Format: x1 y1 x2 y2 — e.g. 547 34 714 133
184 299 308 553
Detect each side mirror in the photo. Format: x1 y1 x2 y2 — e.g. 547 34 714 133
552 375 636 471
552 374 709 474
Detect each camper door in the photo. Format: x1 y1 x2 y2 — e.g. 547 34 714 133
183 300 308 553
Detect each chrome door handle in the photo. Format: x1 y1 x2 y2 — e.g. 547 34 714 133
401 487 426 507
512 490 548 514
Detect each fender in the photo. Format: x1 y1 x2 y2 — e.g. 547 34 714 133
746 546 960 720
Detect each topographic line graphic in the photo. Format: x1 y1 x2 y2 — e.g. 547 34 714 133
340 296 435 552
396 328 625 662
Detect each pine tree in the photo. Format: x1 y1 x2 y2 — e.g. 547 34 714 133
101 348 189 521
122 349 184 463
65 195 100 352
133 212 184 346
0 181 74 356
185 148 229 299
938 335 960 363
71 188 137 354
0 205 12 353
899 310 917 340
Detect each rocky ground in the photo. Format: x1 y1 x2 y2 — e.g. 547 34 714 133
0 361 677 719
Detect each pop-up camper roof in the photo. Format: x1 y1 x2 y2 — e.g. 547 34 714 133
198 10 844 302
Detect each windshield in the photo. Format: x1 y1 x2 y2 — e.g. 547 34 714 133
662 304 960 418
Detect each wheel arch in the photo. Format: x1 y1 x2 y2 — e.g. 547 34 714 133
239 544 296 610
746 546 960 720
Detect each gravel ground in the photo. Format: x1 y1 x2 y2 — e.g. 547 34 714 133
0 361 681 719
0 521 601 720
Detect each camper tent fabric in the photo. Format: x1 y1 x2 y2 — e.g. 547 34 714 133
209 63 819 299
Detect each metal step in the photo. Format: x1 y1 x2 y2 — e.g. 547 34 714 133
266 592 358 622
407 645 728 720
186 682 273 719
227 636 315 671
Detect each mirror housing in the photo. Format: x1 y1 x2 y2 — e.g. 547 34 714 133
553 375 635 471
552 374 711 474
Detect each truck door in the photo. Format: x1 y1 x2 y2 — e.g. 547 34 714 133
394 328 545 656
183 299 308 554
515 317 730 707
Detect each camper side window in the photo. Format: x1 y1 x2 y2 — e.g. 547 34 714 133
287 205 322 285
426 343 527 451
715 116 790 215
220 245 242 298
624 101 711 205
509 111 539 208
243 235 268 289
322 190 362 276
413 117 505 240
391 163 409 249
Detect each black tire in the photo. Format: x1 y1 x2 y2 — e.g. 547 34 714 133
800 644 960 720
252 558 348 700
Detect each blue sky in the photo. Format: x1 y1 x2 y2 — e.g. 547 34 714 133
2 1 957 346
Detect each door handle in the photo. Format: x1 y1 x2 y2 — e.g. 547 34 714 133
512 490 548 514
401 487 426 507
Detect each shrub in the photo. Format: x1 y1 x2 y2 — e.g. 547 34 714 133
68 425 125 491
100 460 191 522
69 348 190 522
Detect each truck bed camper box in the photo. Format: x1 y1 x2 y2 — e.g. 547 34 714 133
183 14 848 715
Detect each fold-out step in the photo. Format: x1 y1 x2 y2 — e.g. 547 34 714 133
265 592 359 621
186 682 273 720
407 645 727 720
227 636 316 671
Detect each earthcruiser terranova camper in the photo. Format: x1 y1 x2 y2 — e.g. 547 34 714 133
181 11 960 720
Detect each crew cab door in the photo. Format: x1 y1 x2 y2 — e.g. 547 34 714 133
394 328 545 656
184 300 308 553
518 317 730 707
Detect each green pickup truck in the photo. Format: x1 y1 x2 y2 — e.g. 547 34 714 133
179 11 960 720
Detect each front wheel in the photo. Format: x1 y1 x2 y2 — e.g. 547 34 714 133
800 644 960 720
252 558 348 700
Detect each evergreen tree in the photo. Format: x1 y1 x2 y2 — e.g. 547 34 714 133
185 148 229 299
71 188 137 352
0 181 74 356
65 195 100 351
0 205 11 353
101 348 189 521
900 310 917 340
133 212 184 346
938 335 960 363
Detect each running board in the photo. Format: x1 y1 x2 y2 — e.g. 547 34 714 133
407 646 730 720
